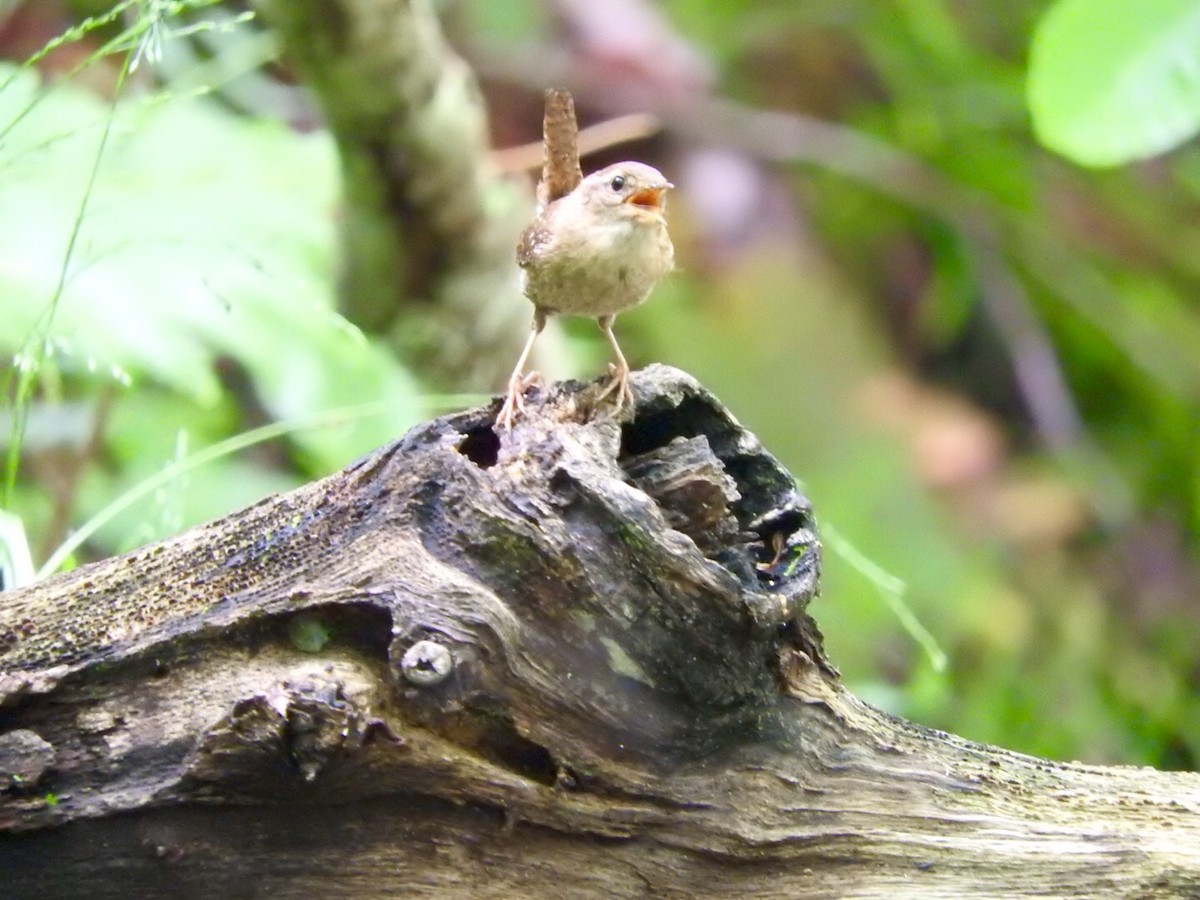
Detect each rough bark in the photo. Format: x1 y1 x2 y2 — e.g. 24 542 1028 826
1 366 1198 899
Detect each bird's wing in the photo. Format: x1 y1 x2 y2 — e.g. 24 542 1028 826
516 223 554 269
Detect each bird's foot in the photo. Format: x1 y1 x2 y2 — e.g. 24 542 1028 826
596 363 634 417
497 371 543 430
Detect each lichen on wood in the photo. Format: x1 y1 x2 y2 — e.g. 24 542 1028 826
1 366 1198 898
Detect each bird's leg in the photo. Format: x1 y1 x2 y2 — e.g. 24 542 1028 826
595 314 634 415
498 309 547 430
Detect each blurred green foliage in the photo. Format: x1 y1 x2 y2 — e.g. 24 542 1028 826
569 0 1200 767
2 0 1198 773
0 32 430 566
1029 0 1200 167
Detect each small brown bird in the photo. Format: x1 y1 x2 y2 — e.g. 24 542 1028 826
498 161 675 429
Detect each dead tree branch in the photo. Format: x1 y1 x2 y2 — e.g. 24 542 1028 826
1 368 1198 898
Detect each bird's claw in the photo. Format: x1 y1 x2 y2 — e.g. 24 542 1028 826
596 364 633 416
498 371 543 430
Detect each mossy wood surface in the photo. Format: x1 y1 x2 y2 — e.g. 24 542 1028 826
1 367 1198 898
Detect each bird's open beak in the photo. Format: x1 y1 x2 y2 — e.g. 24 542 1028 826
625 183 673 214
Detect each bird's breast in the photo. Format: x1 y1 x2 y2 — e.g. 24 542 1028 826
523 217 674 318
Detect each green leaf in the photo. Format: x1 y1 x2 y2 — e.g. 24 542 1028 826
0 69 342 405
0 509 34 590
0 64 427 471
1028 0 1200 167
289 614 333 653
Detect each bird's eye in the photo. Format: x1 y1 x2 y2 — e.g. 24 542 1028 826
609 175 626 192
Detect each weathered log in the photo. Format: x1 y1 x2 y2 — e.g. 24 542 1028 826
1 366 1197 898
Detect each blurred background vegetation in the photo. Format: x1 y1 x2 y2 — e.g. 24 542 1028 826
1 0 1197 770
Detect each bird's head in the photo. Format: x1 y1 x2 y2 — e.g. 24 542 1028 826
580 162 673 224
